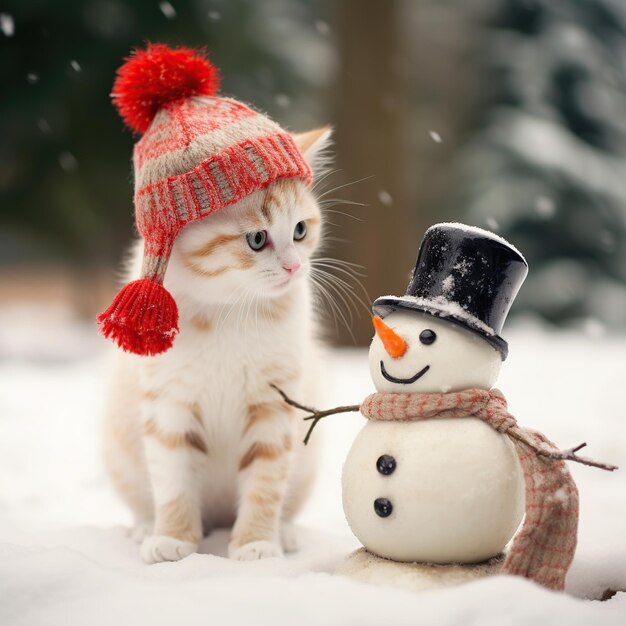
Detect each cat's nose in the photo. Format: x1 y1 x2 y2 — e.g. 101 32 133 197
283 260 301 275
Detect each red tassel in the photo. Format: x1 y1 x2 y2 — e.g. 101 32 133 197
97 278 179 356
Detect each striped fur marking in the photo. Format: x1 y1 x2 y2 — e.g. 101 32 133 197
189 315 212 332
188 233 240 258
144 418 208 454
156 495 201 544
238 441 283 472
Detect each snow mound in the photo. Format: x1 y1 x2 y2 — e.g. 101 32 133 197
0 322 625 625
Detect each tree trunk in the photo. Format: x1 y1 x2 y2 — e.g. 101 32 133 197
329 0 484 345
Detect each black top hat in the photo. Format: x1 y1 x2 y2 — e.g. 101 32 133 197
372 223 528 360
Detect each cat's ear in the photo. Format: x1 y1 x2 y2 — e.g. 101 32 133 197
292 127 333 174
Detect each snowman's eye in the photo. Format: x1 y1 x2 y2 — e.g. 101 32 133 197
419 329 437 345
374 497 393 518
376 454 396 475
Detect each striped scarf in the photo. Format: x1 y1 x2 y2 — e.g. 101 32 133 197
360 388 579 591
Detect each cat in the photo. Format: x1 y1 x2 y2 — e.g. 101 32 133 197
102 128 332 563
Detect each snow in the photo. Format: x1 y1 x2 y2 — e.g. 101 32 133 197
275 94 291 108
58 151 78 172
429 130 442 143
158 1 176 20
0 319 625 624
535 196 557 218
428 222 528 264
486 216 500 231
0 13 14 37
315 20 330 36
376 294 497 336
442 274 455 295
377 189 393 206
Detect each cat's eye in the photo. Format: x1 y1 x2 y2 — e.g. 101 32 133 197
246 230 268 251
419 329 437 345
293 221 307 241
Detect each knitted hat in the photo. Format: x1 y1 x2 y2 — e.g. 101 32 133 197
97 44 312 356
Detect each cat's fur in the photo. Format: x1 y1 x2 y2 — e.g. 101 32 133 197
103 128 331 563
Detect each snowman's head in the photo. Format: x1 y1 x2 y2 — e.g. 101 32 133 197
369 310 501 393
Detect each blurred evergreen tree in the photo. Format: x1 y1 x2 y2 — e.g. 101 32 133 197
0 0 331 267
447 0 626 328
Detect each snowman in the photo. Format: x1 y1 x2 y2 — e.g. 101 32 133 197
274 222 615 591
342 223 529 566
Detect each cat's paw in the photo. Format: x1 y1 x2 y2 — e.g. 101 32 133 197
141 535 198 564
280 522 299 553
229 540 284 561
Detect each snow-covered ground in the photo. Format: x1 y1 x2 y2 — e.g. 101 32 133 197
0 316 625 625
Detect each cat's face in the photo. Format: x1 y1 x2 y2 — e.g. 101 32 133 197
167 177 322 305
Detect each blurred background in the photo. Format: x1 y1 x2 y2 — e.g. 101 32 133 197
2 0 626 356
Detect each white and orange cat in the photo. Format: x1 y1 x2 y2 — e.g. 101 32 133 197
103 128 331 563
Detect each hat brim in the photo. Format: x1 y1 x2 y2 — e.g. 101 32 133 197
372 295 509 360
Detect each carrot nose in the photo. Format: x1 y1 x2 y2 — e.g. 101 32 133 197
372 315 407 358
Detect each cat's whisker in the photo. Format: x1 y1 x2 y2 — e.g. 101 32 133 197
319 198 366 208
309 273 342 337
321 208 365 222
216 282 250 333
310 268 371 341
311 167 341 194
313 268 369 314
215 281 248 331
312 273 358 332
313 257 368 275
253 296 260 338
310 269 357 340
317 174 374 200
239 288 257 341
317 235 349 247
312 259 371 309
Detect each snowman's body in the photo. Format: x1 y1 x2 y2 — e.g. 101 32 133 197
342 311 525 564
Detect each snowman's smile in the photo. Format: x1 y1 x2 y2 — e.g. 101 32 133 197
380 360 430 385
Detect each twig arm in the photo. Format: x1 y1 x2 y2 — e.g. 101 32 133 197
270 384 361 445
508 430 618 471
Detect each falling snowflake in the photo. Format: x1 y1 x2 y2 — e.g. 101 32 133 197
429 130 442 144
26 73 39 84
37 118 51 134
582 317 606 339
70 60 82 72
159 2 176 19
0 13 14 37
535 196 556 218
275 94 291 108
377 190 393 206
58 152 78 172
599 231 615 252
315 20 330 35
486 217 499 230
207 11 221 20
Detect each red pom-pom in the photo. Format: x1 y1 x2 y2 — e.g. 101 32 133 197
112 43 220 134
97 278 179 355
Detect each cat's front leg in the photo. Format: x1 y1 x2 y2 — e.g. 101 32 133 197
139 393 207 564
229 399 294 560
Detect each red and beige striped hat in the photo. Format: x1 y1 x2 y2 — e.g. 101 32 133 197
97 44 312 356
